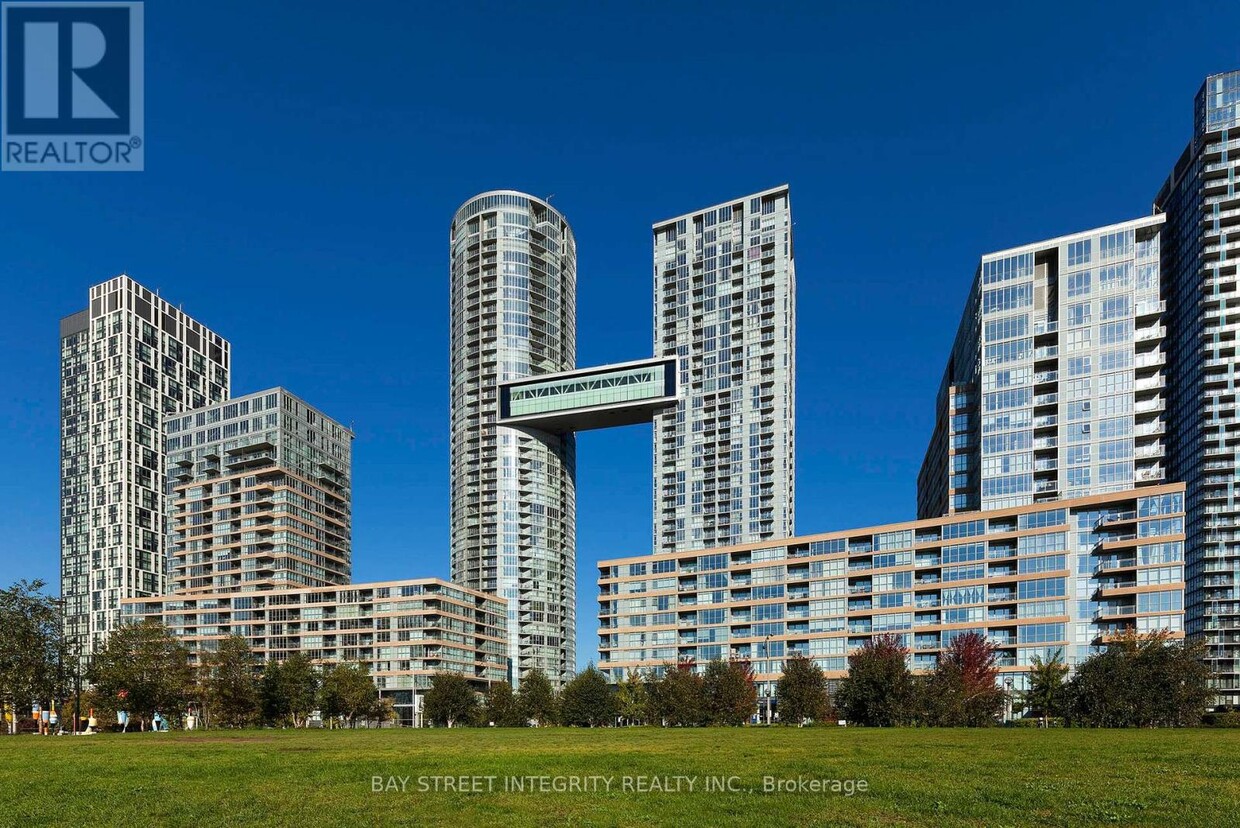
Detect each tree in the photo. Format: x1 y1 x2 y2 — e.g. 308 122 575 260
0 581 67 734
367 696 396 728
775 653 830 725
204 635 259 728
481 681 523 727
646 662 704 727
261 653 319 727
835 634 915 726
1064 631 1212 727
516 668 558 726
1023 648 1069 726
89 620 192 731
615 670 648 726
703 659 758 726
424 672 477 727
318 662 377 728
559 665 617 727
924 632 1006 727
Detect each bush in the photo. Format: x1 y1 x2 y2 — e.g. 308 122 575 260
1007 716 1064 728
1202 711 1240 728
1063 632 1211 727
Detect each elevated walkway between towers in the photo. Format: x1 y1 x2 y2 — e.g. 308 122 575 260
498 357 679 434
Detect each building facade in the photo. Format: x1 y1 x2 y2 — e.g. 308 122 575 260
1155 69 1240 704
449 191 577 687
60 275 230 657
917 290 981 519
163 388 353 595
652 186 796 554
918 216 1168 518
599 486 1186 707
121 578 506 726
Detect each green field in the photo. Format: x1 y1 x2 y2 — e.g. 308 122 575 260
2 727 1239 827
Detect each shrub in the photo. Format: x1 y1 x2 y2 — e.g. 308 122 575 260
1202 711 1240 728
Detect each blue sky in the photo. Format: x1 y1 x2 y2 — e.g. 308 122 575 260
1 1 1237 667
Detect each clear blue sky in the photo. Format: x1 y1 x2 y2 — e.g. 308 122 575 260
1 1 1237 667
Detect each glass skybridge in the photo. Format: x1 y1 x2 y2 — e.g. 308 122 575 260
498 357 679 434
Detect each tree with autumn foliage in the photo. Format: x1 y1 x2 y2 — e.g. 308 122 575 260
922 631 1006 727
834 634 916 726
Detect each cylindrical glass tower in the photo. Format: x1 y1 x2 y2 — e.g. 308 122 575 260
449 191 576 688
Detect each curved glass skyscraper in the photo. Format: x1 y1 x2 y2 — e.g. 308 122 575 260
449 191 577 687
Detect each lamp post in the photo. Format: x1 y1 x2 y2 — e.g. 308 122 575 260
764 635 772 725
1003 677 1014 724
72 635 83 735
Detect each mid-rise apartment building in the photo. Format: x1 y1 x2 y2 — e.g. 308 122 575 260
163 388 353 594
600 486 1186 705
919 216 1168 517
449 191 577 687
60 275 230 657
1155 69 1240 703
652 186 796 553
122 578 507 726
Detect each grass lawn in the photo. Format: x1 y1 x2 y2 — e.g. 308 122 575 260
2 727 1239 827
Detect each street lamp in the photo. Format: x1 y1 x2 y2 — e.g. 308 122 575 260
764 635 773 725
72 635 83 735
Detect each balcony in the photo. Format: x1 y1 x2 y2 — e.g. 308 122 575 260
1134 352 1166 369
1135 299 1166 317
1095 511 1137 529
1093 534 1137 553
1134 325 1166 342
